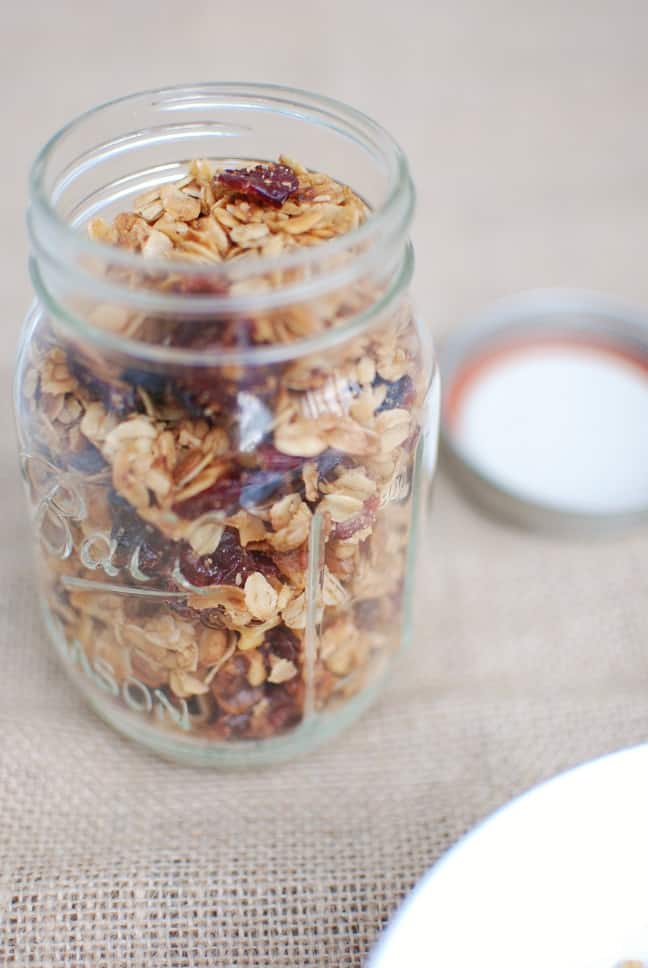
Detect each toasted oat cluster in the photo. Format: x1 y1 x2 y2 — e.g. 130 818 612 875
22 158 427 742
88 155 366 288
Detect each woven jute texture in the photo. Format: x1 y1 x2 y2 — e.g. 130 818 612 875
2 418 648 965
4 2 648 962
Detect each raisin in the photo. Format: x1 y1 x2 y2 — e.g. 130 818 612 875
376 375 415 412
216 164 299 208
332 493 380 539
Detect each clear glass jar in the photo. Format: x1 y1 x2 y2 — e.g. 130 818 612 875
16 83 438 766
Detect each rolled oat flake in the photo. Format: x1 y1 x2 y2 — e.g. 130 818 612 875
440 290 648 532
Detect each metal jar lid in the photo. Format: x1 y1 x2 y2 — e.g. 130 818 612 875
438 290 648 533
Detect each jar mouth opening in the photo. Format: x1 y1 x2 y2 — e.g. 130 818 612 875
30 242 415 367
29 81 414 290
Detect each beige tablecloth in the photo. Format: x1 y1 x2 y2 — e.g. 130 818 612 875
2 2 648 965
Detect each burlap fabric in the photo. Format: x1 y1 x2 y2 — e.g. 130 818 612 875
3 2 648 964
2 454 647 966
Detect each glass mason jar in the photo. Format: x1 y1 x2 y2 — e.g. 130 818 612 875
16 83 438 766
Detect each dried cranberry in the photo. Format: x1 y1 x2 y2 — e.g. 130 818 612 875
168 275 229 296
212 653 263 715
332 493 380 539
172 474 243 519
178 545 240 588
68 354 137 417
264 679 303 733
217 164 298 208
167 317 253 352
376 375 415 412
263 626 300 663
223 713 252 738
108 491 171 574
178 527 277 587
164 319 221 350
136 540 171 577
273 546 309 585
257 444 304 472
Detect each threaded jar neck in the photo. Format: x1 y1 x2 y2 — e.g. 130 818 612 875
28 83 415 367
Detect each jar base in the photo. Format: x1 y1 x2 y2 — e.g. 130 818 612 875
43 606 386 768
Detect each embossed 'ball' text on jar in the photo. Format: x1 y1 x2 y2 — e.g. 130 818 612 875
15 84 439 766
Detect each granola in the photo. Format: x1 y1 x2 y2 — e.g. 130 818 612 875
20 157 428 745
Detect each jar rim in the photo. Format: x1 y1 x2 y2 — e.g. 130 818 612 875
28 81 414 309
29 241 415 367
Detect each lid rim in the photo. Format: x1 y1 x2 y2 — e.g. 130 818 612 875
440 289 648 535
